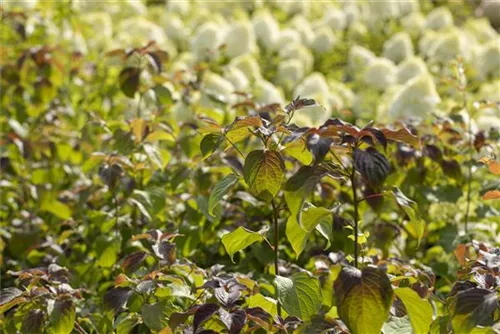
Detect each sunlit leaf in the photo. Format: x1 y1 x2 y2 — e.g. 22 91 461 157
221 227 267 262
334 266 393 334
243 150 285 202
394 288 433 334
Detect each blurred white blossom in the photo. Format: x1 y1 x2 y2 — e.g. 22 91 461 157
387 74 441 121
363 58 397 91
383 32 414 64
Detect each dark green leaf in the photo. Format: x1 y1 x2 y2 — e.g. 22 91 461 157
353 147 391 187
119 67 141 98
243 150 285 202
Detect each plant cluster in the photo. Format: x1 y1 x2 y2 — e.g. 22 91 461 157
1 1 500 334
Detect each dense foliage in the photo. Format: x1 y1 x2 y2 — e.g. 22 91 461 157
1 1 499 333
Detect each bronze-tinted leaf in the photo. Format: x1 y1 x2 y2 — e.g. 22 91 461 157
121 251 148 273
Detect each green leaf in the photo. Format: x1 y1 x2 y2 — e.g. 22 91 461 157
200 133 224 158
119 67 141 98
115 313 141 334
243 150 285 202
222 227 267 262
141 303 170 331
50 298 75 334
394 288 433 334
286 204 332 256
286 215 308 256
40 194 72 220
153 84 174 106
390 187 425 245
225 116 263 144
383 316 413 334
247 294 279 317
275 272 322 321
208 173 239 215
301 205 332 232
284 165 328 222
334 266 393 334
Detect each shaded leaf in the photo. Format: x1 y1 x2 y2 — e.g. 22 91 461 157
448 287 498 332
275 272 322 321
141 303 170 331
121 251 148 273
382 127 419 148
353 147 391 187
243 150 285 202
104 287 133 311
390 187 425 245
200 133 224 158
194 303 219 331
119 67 141 98
50 298 75 334
23 309 45 334
208 173 239 215
0 287 22 306
334 266 393 334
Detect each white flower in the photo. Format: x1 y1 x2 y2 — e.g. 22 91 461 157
464 18 497 44
252 11 279 47
290 15 315 45
166 0 191 16
276 59 305 90
425 7 453 30
224 22 256 58
402 12 425 36
396 57 428 84
3 0 38 9
367 1 401 21
328 80 355 107
383 32 414 64
348 45 376 72
114 18 176 56
363 58 397 91
476 1 500 30
477 39 500 79
200 72 236 108
427 29 469 63
324 7 347 31
311 27 337 54
191 22 223 59
274 29 302 51
384 32 413 63
224 67 250 91
163 14 186 42
279 43 314 74
253 79 284 105
398 0 420 16
387 74 441 121
342 2 361 25
229 54 262 81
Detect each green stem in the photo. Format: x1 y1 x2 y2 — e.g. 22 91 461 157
271 199 282 317
350 169 359 268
